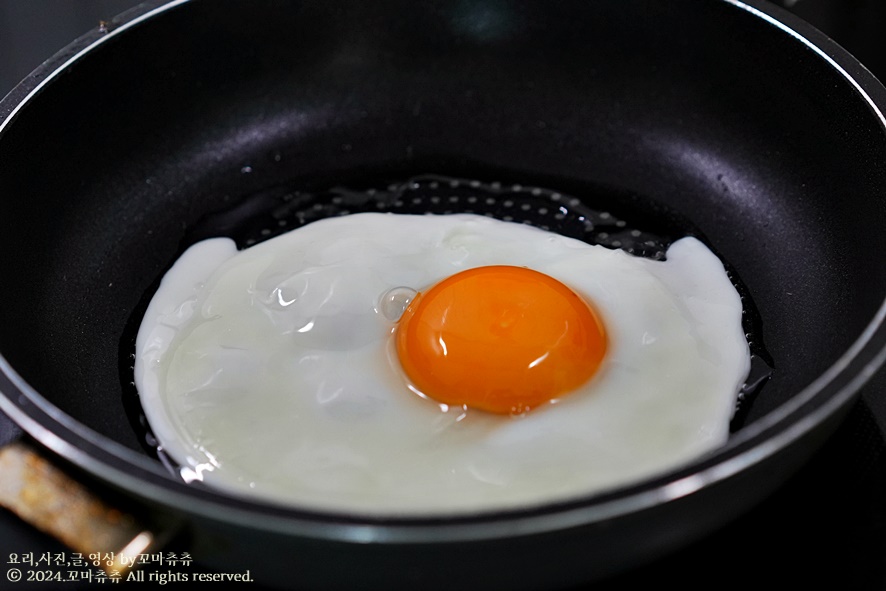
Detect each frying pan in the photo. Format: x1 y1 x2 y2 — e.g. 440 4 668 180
1 0 885 589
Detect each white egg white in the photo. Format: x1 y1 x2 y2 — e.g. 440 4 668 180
134 213 750 514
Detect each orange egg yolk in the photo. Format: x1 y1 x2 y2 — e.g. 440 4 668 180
395 266 607 415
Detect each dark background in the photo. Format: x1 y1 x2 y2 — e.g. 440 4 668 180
0 0 139 96
1 0 886 99
1 1 885 589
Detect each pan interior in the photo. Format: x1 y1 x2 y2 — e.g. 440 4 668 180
0 0 884 473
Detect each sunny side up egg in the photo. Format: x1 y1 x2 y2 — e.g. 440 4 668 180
134 212 750 515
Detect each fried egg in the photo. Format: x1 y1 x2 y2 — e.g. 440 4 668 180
134 212 750 514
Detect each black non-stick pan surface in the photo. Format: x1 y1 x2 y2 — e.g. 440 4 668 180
1 1 885 589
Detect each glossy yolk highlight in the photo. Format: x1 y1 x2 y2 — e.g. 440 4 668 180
395 266 607 414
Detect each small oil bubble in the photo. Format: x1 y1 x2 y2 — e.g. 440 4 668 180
379 286 418 321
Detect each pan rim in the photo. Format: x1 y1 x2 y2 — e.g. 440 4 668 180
0 0 885 543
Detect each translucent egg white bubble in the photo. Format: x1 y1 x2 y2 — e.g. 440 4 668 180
134 213 750 515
